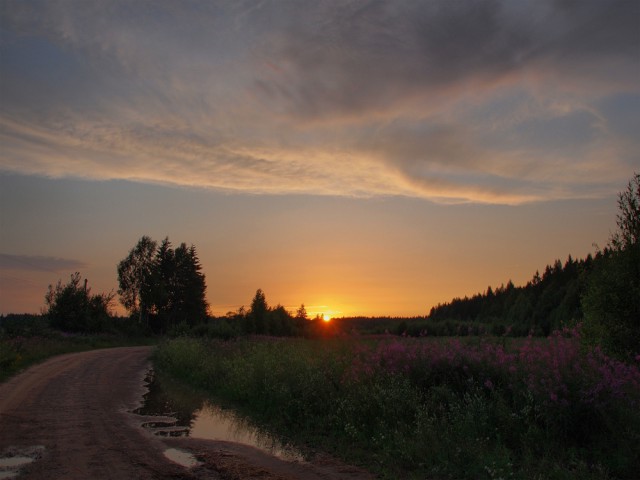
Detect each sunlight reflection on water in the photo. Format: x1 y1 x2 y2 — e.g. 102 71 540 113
190 402 304 462
136 370 304 462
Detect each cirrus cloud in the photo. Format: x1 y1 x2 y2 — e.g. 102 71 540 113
0 0 638 204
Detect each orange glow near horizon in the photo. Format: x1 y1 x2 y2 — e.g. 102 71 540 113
0 0 633 320
0 180 617 318
299 304 343 321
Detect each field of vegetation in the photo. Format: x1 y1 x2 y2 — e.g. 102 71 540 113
153 329 640 479
0 314 154 382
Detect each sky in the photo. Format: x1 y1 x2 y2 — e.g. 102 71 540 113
0 0 638 318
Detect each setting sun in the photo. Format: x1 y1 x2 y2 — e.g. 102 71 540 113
0 2 635 478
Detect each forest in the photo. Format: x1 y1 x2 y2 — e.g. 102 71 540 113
409 173 639 361
414 254 591 337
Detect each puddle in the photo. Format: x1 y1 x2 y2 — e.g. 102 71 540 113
135 370 304 462
0 458 33 468
0 446 44 479
163 448 202 468
191 402 304 461
0 457 32 480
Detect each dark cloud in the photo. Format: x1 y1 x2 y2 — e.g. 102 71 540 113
3 0 636 121
547 0 639 57
254 0 639 119
0 253 86 273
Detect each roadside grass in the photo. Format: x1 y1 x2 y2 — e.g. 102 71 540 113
153 331 640 479
0 333 156 383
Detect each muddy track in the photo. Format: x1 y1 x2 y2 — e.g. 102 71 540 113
0 347 375 480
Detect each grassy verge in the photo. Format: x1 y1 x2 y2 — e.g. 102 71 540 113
153 332 640 479
0 333 156 383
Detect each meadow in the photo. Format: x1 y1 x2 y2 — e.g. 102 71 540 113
154 328 640 480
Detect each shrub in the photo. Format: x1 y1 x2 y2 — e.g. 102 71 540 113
45 273 114 333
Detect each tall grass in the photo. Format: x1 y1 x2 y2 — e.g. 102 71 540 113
154 330 640 479
0 333 155 382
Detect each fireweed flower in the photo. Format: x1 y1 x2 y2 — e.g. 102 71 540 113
341 329 639 412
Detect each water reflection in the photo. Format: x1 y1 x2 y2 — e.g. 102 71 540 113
0 457 33 480
0 446 44 480
191 402 304 461
134 370 199 430
135 370 304 462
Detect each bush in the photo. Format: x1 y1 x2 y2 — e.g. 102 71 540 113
45 273 114 333
190 319 240 340
582 173 640 361
583 246 640 360
0 314 48 337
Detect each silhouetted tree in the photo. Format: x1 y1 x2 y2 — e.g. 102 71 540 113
117 236 157 324
45 272 114 332
270 305 293 335
117 236 208 332
610 173 640 251
583 173 640 359
153 237 175 317
249 288 268 334
296 304 308 320
235 290 306 336
168 243 208 326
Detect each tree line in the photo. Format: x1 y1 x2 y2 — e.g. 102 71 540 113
38 237 323 337
425 255 590 337
199 289 335 339
33 173 639 359
417 173 639 360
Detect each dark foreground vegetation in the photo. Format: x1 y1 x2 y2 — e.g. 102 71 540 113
154 333 640 479
0 313 153 382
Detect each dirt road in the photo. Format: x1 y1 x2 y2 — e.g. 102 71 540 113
0 347 375 480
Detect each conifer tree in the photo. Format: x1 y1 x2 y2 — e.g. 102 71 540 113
249 288 268 334
117 236 208 331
